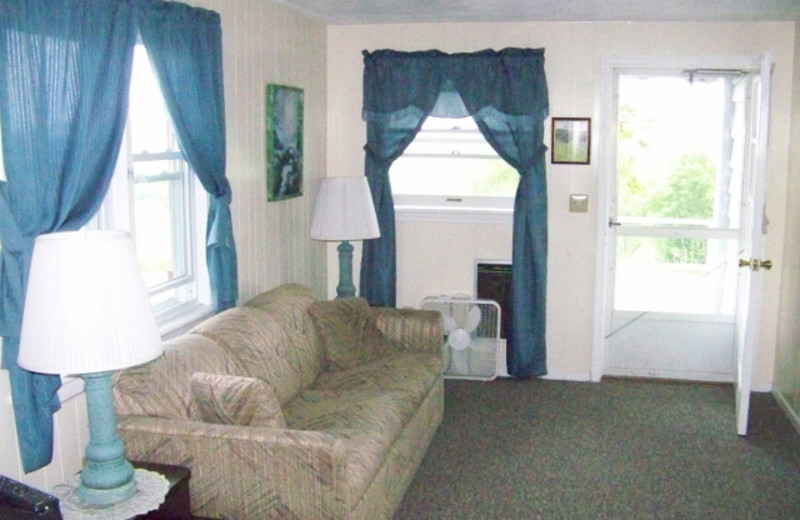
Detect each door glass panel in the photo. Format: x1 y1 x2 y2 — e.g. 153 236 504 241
614 236 739 314
613 72 747 318
616 75 744 230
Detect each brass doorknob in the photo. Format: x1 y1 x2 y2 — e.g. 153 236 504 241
739 258 773 271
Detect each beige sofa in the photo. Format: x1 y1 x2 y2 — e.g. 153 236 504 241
113 283 444 520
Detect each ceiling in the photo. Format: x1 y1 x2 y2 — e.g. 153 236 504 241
270 0 800 24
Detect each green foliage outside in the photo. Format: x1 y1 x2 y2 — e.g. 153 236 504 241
647 154 715 264
617 99 717 265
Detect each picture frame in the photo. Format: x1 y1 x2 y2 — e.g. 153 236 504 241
551 117 591 165
266 84 304 201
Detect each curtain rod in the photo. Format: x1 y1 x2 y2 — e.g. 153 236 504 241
684 68 753 82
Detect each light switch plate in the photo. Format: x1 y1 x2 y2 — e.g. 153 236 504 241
569 194 589 213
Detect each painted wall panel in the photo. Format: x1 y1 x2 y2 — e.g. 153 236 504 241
774 22 800 432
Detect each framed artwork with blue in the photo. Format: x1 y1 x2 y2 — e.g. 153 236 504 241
266 84 304 201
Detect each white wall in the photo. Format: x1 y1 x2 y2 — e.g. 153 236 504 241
0 377 89 491
327 21 795 381
212 0 328 303
0 0 328 489
774 23 800 430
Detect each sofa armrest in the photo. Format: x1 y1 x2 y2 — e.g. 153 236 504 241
371 307 443 355
117 416 350 520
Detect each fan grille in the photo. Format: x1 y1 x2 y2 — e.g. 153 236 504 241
421 296 502 381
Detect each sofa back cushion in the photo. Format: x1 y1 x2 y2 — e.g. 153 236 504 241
190 284 325 405
191 372 286 428
189 307 298 405
307 297 400 370
114 333 243 420
244 284 326 396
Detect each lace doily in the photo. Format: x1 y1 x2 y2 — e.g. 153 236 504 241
52 468 169 520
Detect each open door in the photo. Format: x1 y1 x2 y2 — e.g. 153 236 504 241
735 53 773 436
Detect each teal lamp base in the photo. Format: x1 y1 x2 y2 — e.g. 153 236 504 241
336 240 356 299
78 372 136 506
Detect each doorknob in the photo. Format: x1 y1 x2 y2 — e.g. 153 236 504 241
739 258 773 271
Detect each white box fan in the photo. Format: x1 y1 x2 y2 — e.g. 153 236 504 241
421 296 502 381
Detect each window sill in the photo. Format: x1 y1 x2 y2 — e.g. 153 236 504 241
395 205 513 224
57 304 214 403
159 303 214 339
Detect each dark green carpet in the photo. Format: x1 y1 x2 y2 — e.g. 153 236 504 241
394 378 800 520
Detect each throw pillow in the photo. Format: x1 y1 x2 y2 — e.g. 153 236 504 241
308 297 398 370
190 372 286 428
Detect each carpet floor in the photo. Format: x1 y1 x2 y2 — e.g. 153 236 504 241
394 378 800 520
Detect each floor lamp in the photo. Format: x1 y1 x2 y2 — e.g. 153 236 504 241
311 177 380 298
18 230 163 506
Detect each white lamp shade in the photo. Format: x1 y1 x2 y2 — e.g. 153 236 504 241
311 177 380 241
18 230 163 375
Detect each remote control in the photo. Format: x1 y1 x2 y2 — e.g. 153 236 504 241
0 474 59 516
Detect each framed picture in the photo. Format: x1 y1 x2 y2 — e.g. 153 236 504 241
266 84 304 201
551 117 591 165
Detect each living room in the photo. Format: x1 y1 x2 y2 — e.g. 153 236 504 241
1 0 800 516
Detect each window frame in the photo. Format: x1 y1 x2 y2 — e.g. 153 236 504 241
92 43 212 335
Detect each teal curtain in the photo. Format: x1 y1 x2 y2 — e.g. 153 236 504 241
360 48 549 378
137 1 238 312
360 108 435 306
0 0 136 472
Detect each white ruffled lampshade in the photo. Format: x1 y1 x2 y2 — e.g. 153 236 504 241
18 230 163 375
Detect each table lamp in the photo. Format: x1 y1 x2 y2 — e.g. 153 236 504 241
311 177 380 298
18 230 163 506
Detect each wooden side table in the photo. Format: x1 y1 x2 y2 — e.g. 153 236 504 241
131 461 192 520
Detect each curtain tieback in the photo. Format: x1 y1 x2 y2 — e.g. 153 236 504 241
363 144 395 168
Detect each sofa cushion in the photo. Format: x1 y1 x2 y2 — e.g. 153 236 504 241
283 352 442 502
308 298 400 370
189 306 307 406
114 334 245 420
191 372 286 428
244 283 325 394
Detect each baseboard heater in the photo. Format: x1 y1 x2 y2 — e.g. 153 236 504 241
475 260 511 377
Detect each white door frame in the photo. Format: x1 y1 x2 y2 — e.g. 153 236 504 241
592 54 766 383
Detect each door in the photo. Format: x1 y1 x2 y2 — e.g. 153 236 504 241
735 54 772 436
603 55 771 405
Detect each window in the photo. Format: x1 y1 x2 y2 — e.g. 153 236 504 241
92 43 210 331
389 116 518 222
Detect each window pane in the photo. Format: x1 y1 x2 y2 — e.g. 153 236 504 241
391 157 517 196
390 116 518 198
131 159 188 289
129 46 176 154
616 75 742 229
133 179 178 286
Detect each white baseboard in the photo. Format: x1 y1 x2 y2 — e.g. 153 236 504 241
495 372 593 382
773 388 800 436
542 372 593 382
751 381 773 393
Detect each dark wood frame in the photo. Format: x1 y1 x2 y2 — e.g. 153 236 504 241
551 117 591 165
